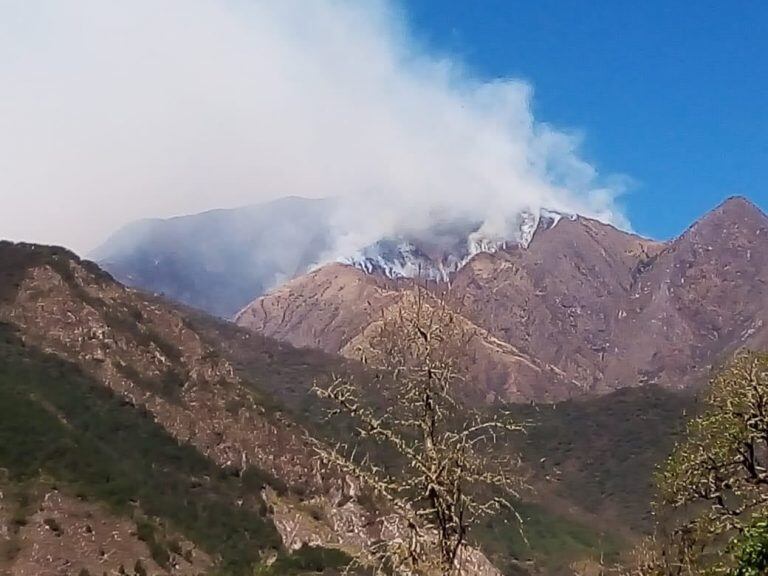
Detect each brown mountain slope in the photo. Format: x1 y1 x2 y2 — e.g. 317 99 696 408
235 264 582 402
450 214 663 394
234 262 400 352
604 196 768 390
0 242 387 575
5 241 564 575
0 240 703 574
236 197 768 402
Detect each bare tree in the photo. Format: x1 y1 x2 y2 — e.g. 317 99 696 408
310 289 526 575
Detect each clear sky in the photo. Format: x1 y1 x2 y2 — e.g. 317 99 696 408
405 0 768 239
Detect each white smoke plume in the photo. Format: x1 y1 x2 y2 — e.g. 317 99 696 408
0 0 629 256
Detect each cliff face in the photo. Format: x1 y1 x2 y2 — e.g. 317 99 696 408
237 198 768 403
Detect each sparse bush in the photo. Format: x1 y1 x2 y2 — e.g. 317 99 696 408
618 351 768 575
267 544 351 573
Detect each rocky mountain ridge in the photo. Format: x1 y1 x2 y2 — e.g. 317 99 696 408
236 197 768 403
340 208 573 282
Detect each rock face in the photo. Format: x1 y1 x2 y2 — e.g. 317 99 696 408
0 242 365 574
237 197 768 402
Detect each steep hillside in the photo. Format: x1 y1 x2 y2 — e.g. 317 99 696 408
604 196 768 390
237 197 768 402
0 240 704 574
0 241 613 575
0 241 366 575
234 264 581 403
511 386 694 532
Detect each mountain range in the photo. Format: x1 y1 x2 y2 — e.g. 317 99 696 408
92 198 583 319
4 239 686 575
95 194 768 405
234 196 768 403
3 195 765 574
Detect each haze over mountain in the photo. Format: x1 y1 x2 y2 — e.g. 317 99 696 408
94 197 336 317
1 0 627 256
236 196 768 403
94 197 589 317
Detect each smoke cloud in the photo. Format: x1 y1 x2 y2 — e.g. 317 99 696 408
0 0 629 256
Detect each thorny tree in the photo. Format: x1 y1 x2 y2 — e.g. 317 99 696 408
618 351 768 575
310 289 526 575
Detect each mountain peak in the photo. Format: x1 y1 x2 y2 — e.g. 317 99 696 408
703 195 767 225
675 195 768 247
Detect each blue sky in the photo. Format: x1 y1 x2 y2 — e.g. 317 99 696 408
404 0 768 239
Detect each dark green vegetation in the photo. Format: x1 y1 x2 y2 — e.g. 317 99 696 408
512 386 695 533
0 322 347 574
466 386 693 575
730 519 768 576
0 241 89 304
190 314 685 574
263 545 354 575
474 501 623 575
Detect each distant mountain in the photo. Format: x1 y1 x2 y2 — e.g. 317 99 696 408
94 194 768 403
93 196 336 318
236 197 768 403
94 198 578 319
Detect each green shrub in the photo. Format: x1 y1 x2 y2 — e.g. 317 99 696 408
731 519 768 576
269 545 351 573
